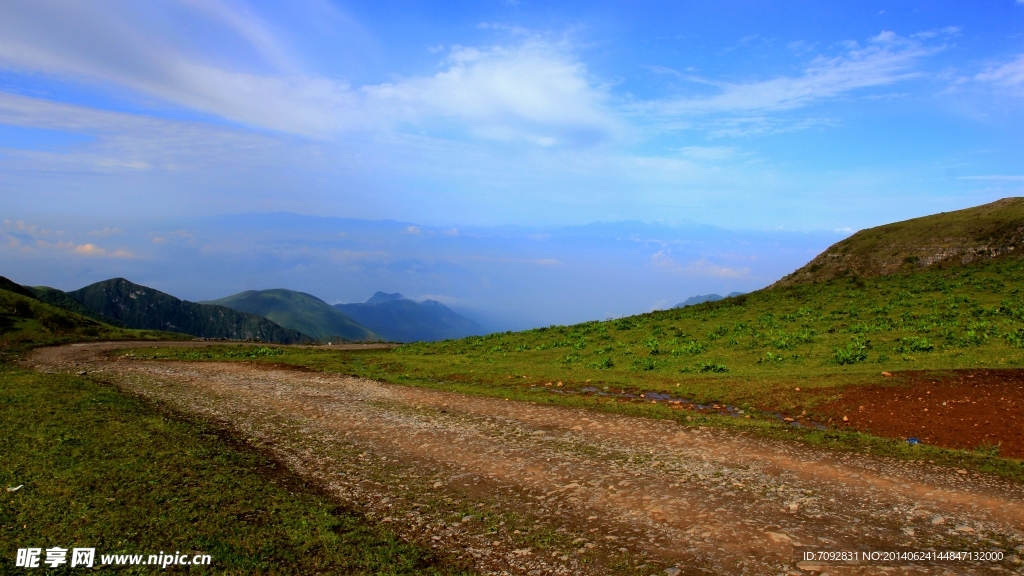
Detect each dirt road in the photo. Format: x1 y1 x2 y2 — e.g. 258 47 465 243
30 342 1024 575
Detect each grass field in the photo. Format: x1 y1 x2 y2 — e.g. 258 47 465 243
0 364 472 574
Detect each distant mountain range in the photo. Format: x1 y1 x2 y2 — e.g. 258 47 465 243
63 278 310 343
202 289 378 342
7 275 486 344
334 292 486 343
673 292 746 308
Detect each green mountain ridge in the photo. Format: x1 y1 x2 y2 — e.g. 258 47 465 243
775 197 1024 287
69 278 310 343
28 285 127 327
334 292 487 343
202 289 379 342
0 280 179 349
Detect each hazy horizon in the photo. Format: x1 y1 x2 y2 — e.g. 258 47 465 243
1 211 847 330
2 1 1022 329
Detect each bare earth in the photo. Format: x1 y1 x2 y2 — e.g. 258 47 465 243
29 342 1024 575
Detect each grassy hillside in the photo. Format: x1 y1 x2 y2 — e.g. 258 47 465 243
335 293 486 342
777 197 1024 286
0 286 176 354
0 276 40 300
374 254 1024 396
29 285 127 327
70 278 310 343
203 289 379 342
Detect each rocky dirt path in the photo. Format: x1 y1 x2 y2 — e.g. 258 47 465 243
29 342 1024 575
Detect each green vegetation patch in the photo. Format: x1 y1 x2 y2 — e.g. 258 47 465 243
0 365 471 575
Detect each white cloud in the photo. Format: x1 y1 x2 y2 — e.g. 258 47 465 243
637 32 934 118
650 250 750 278
364 40 618 146
975 54 1024 92
0 2 617 146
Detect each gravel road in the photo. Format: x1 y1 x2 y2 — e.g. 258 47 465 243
29 342 1024 575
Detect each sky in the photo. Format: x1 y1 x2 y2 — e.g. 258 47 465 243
1 1 1023 327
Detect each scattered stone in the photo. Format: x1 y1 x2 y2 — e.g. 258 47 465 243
664 567 681 576
931 516 945 525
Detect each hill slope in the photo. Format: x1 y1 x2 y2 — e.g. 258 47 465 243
0 276 40 300
775 197 1024 287
69 279 309 343
0 283 177 350
29 285 127 327
334 292 486 342
203 289 378 342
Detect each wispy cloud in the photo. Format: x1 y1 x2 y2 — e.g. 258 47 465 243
65 242 133 258
677 146 736 160
975 54 1024 93
2 219 133 258
650 250 750 278
958 175 1024 181
637 32 936 118
0 3 616 146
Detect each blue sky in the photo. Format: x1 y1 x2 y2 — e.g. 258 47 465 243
1 1 1023 325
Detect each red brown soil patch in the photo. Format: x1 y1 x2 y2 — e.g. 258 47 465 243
816 369 1024 458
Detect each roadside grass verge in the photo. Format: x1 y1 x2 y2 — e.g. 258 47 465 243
0 364 472 575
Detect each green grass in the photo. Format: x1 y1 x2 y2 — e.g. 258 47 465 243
0 364 472 574
130 255 1024 480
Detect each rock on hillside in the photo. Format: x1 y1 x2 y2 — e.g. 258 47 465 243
773 197 1024 287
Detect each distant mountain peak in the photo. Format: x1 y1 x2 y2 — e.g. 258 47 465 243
365 291 406 305
336 295 485 342
202 288 378 342
673 292 746 309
